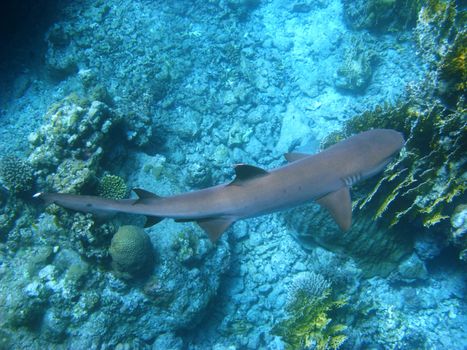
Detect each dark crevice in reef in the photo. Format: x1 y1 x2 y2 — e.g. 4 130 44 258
0 1 64 83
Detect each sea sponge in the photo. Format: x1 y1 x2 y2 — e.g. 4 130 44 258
109 225 154 279
0 155 34 194
97 174 128 199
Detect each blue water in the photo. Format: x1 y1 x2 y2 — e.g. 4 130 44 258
0 0 465 349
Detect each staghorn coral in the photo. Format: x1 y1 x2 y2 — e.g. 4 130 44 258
97 174 128 200
0 155 34 194
273 272 347 350
109 225 155 280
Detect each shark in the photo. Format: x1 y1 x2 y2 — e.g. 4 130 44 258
34 129 405 242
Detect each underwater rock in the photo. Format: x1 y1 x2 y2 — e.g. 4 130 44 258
6 280 48 328
45 23 78 79
290 0 326 13
334 35 378 93
392 253 428 283
228 121 253 147
185 159 213 188
222 0 261 19
152 332 184 350
109 225 155 279
172 228 211 267
451 204 467 261
71 214 114 263
414 233 444 261
42 309 68 343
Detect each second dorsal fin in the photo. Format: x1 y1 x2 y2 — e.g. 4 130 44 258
284 152 309 162
229 164 269 186
132 188 162 200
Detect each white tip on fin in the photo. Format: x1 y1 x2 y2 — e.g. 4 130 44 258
316 187 352 231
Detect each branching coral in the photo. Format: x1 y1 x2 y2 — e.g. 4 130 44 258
274 272 348 350
0 155 34 194
97 174 128 200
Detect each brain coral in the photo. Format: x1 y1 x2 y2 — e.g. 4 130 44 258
109 225 154 279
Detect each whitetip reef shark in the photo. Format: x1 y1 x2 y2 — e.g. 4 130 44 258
34 129 404 242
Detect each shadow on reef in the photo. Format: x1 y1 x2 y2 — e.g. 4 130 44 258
287 0 466 276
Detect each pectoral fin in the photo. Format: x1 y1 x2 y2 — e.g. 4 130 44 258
316 187 352 231
197 217 234 242
144 216 163 228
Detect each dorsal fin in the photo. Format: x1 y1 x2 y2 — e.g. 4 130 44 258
284 152 309 162
229 164 269 186
132 188 162 200
316 187 352 231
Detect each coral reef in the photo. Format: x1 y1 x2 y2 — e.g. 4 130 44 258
28 94 122 193
109 225 155 279
273 272 347 350
308 0 467 263
70 213 115 263
97 174 128 200
342 0 422 32
0 155 34 194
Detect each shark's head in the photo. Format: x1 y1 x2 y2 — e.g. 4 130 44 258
357 129 405 179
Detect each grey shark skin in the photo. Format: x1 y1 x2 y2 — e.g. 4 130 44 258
34 129 404 242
